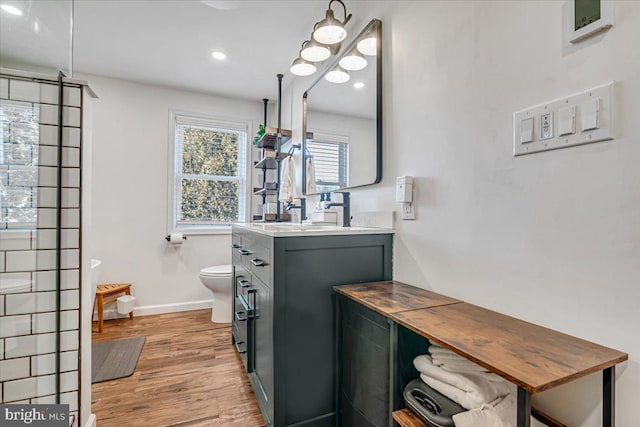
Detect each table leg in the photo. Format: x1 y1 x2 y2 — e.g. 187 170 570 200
97 294 104 333
126 288 134 320
517 387 531 427
603 366 615 427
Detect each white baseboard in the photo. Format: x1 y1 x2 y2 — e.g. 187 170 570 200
98 299 213 320
84 414 96 427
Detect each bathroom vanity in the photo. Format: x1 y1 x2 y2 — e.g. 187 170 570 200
231 223 393 427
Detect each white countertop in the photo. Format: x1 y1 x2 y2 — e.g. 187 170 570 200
233 222 394 237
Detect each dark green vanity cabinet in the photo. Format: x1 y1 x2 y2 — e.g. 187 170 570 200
231 226 393 427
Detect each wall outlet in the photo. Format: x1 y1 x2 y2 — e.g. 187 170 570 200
401 202 416 220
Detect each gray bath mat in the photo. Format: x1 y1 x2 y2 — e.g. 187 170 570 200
92 336 145 383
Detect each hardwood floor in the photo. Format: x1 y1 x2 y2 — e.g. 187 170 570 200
92 310 265 427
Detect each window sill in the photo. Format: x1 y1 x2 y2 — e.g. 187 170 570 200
171 227 233 236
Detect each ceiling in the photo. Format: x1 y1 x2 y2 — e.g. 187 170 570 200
0 0 375 101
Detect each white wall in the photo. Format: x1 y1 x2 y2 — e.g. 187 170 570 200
79 74 263 313
288 1 640 425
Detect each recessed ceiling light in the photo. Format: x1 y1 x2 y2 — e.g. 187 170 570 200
211 51 227 60
353 82 365 89
1 4 23 16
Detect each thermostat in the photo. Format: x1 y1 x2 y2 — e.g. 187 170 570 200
567 0 613 44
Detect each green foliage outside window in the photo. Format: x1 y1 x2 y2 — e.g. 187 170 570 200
177 126 241 224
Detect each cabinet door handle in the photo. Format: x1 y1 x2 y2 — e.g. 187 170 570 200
235 341 247 354
235 311 247 322
250 258 266 267
232 243 241 249
239 279 250 288
238 249 253 256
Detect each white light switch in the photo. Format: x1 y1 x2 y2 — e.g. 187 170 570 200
559 106 576 136
520 117 534 143
581 98 600 131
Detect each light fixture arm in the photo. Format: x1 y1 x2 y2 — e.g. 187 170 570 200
328 0 352 26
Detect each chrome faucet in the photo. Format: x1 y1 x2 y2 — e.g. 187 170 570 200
327 192 351 227
286 198 307 224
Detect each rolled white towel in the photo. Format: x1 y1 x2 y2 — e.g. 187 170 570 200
452 393 548 427
428 344 467 360
431 357 489 372
414 355 514 410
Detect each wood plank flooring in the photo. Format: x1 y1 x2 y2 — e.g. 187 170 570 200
92 310 265 427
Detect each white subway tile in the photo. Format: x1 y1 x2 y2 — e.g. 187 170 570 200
60 269 79 290
0 314 31 338
61 229 79 249
60 290 79 310
62 127 80 147
0 231 31 250
0 295 3 315
31 353 55 375
40 84 59 105
61 350 78 372
62 147 80 167
39 145 58 166
0 272 31 293
36 291 57 312
60 330 78 351
63 107 81 127
0 339 4 360
62 188 79 208
60 370 78 393
0 357 30 381
4 333 56 358
31 312 55 334
61 209 79 228
10 80 40 103
31 394 56 404
5 293 35 315
0 78 8 98
62 168 80 188
6 250 56 272
61 390 78 411
37 250 57 271
37 208 57 228
37 187 57 208
38 166 58 187
61 249 79 269
0 251 4 272
39 124 58 146
39 104 58 125
63 87 81 108
3 374 56 401
61 310 79 331
33 229 55 250
32 270 55 291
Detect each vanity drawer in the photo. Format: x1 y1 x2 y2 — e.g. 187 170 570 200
237 238 254 270
249 242 271 286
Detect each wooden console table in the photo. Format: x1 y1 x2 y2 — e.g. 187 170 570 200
334 281 628 427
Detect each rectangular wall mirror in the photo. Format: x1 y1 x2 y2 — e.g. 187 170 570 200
303 18 382 195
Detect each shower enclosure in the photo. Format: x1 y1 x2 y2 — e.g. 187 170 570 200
1 2 93 426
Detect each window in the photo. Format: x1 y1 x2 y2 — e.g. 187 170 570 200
1 100 39 229
307 134 349 193
169 112 249 232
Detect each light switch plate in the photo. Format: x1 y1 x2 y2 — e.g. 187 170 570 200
513 82 614 156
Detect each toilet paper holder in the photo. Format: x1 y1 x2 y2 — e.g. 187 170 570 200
165 234 188 242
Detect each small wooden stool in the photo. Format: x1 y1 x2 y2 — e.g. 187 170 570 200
94 283 134 333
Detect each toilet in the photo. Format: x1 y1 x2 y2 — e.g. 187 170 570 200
199 264 233 323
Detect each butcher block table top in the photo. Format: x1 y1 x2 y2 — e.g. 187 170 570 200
335 281 628 394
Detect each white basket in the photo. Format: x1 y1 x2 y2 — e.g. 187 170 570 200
116 295 136 314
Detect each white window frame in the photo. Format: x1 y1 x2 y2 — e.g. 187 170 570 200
167 110 251 235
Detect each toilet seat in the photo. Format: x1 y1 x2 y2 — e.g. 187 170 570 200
199 264 233 278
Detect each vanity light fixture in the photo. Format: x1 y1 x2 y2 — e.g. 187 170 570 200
339 49 367 71
290 56 317 77
353 82 365 89
356 33 377 56
0 3 23 15
313 0 352 45
211 51 227 60
301 39 331 63
325 65 350 84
